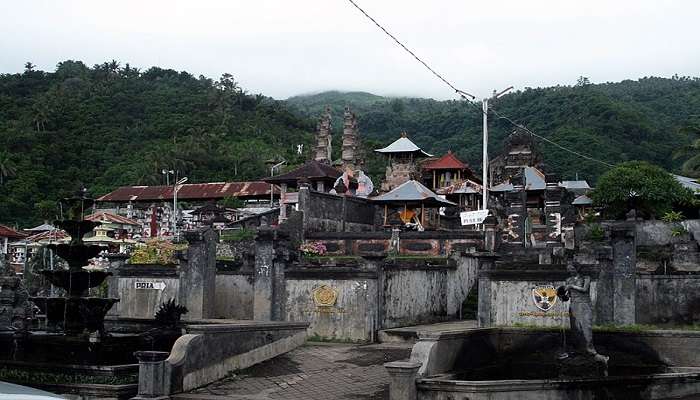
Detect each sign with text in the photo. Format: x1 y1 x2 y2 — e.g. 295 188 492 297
135 281 166 290
460 210 489 226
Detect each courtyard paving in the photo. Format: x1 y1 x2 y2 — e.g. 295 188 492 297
173 342 413 400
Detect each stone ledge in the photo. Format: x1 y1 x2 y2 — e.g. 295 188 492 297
185 321 309 334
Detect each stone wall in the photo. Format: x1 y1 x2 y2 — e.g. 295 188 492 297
637 275 700 325
299 188 377 233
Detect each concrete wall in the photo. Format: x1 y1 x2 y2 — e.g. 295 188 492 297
637 275 700 325
284 272 379 342
214 272 254 319
382 257 478 329
478 268 599 327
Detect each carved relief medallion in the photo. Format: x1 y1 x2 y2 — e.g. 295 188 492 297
312 285 338 307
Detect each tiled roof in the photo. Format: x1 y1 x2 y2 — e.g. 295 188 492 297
85 212 140 226
97 181 277 203
25 229 69 242
0 225 26 239
422 151 469 170
436 179 483 195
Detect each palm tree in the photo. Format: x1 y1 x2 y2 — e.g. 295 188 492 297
0 151 17 185
674 116 700 178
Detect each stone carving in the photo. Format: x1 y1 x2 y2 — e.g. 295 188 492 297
558 262 609 375
312 285 338 307
0 259 33 331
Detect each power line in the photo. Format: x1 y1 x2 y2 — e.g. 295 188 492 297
345 0 474 100
488 106 616 168
345 0 616 169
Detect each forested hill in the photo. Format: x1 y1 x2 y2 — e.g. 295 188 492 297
286 77 700 184
0 61 313 225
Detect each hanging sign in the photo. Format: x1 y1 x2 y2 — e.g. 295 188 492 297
460 210 490 226
135 281 166 290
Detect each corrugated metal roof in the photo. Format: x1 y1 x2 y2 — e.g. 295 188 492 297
673 174 700 194
85 212 140 226
436 179 483 195
572 194 593 205
372 180 456 206
422 151 468 170
25 223 56 232
97 181 277 203
560 180 591 191
0 225 26 239
374 136 433 157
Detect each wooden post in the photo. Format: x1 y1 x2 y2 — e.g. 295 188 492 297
432 170 436 188
421 203 425 227
384 204 388 226
279 183 287 223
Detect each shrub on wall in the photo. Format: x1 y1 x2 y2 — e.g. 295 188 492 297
129 238 187 265
591 161 694 219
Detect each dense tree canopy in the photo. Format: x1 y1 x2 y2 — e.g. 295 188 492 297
590 161 694 219
0 61 313 226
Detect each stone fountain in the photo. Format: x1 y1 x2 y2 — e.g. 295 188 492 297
31 195 119 335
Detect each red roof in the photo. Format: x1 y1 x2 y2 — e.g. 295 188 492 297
0 224 27 239
97 181 278 203
85 212 139 226
421 151 469 170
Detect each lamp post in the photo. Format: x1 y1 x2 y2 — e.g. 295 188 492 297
173 177 188 239
270 160 286 207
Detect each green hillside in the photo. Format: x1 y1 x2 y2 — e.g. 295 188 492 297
286 77 700 183
0 61 314 225
1 60 698 227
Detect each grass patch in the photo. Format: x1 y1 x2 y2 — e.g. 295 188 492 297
220 228 256 242
0 367 137 385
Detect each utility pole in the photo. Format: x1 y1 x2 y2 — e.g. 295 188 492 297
481 86 514 210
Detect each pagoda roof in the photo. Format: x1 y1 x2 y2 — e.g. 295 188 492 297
371 180 456 207
264 160 342 186
422 151 469 170
374 135 433 157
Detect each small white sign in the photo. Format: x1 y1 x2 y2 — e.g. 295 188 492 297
135 281 166 290
460 210 490 226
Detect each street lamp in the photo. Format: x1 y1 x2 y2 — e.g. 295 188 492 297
173 177 188 238
161 169 174 186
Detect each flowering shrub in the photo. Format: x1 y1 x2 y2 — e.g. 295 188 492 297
299 241 327 256
129 238 188 265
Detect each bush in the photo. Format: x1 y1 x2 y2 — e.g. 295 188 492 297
129 238 187 264
661 210 684 223
220 228 256 242
587 224 605 241
591 161 694 219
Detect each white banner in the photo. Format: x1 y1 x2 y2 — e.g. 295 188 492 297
135 281 166 290
460 210 490 226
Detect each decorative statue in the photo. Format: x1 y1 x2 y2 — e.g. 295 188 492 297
558 262 609 368
355 170 374 198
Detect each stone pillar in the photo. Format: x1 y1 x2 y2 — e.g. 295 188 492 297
476 256 495 327
253 227 289 321
483 215 498 252
544 173 563 246
384 361 421 400
611 223 636 325
179 228 218 320
132 351 169 399
594 246 614 325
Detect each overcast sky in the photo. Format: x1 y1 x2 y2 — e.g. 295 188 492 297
2 0 698 100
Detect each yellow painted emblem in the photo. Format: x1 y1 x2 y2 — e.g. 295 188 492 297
313 285 338 307
532 285 557 311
